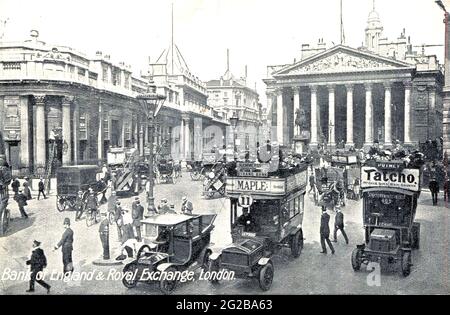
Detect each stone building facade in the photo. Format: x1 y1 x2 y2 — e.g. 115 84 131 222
265 5 444 150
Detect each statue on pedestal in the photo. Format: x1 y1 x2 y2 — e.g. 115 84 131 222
295 108 307 138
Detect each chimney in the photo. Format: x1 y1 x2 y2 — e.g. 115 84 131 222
220 76 223 86
245 65 247 78
227 49 230 72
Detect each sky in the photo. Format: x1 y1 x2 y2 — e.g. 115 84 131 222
0 0 447 104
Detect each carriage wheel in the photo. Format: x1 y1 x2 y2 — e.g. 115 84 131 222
56 197 66 212
218 185 226 196
0 209 10 237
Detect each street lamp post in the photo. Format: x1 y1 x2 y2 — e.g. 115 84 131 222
230 112 239 160
137 77 166 217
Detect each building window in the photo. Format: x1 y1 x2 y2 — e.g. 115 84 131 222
103 115 110 140
102 65 108 83
3 62 21 70
224 92 228 97
79 113 88 140
5 104 19 126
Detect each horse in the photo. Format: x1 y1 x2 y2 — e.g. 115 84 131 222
316 181 346 211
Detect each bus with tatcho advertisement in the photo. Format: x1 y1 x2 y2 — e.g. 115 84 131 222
351 160 422 277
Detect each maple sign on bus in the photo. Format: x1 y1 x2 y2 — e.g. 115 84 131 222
361 166 420 192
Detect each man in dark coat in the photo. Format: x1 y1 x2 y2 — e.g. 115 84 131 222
14 190 28 218
308 174 315 194
26 240 51 293
37 178 46 200
11 178 20 195
320 209 335 254
429 177 440 206
54 218 74 275
115 202 123 242
85 189 98 222
132 200 144 241
444 177 450 202
332 207 349 244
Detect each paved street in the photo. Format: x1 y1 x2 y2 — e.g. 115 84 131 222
0 171 449 295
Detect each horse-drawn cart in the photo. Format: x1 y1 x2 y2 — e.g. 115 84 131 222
56 165 102 212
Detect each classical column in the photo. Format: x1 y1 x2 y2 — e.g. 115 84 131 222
345 84 354 148
73 99 79 164
310 85 318 146
276 89 284 145
404 81 412 144
428 84 437 139
180 118 185 158
364 83 373 147
184 117 191 160
328 85 336 147
97 101 104 161
139 124 145 157
266 91 274 137
293 87 300 137
19 96 30 170
33 94 46 169
62 96 73 165
384 83 392 146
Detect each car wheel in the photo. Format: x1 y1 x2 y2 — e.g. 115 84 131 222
400 251 411 277
159 266 178 294
291 230 303 258
351 248 362 271
122 263 139 288
258 261 274 291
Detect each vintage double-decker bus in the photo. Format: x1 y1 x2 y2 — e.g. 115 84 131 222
208 161 309 291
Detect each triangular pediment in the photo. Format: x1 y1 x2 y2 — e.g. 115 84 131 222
274 45 414 77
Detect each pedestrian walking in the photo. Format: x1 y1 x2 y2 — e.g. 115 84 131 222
11 177 20 195
429 177 439 206
320 209 335 255
98 212 110 260
26 240 51 294
23 181 32 200
85 188 98 222
14 190 29 218
132 199 144 242
54 218 74 275
121 208 134 243
444 177 450 203
308 174 315 194
115 201 123 242
181 196 193 215
332 207 349 244
37 177 47 200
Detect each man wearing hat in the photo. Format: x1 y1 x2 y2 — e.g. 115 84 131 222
181 196 193 215
320 208 335 255
332 206 349 244
158 198 171 214
429 176 440 206
115 201 123 241
26 240 51 293
98 212 110 260
132 198 144 242
54 218 74 275
121 208 134 242
14 189 28 218
37 177 46 200
86 188 98 223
